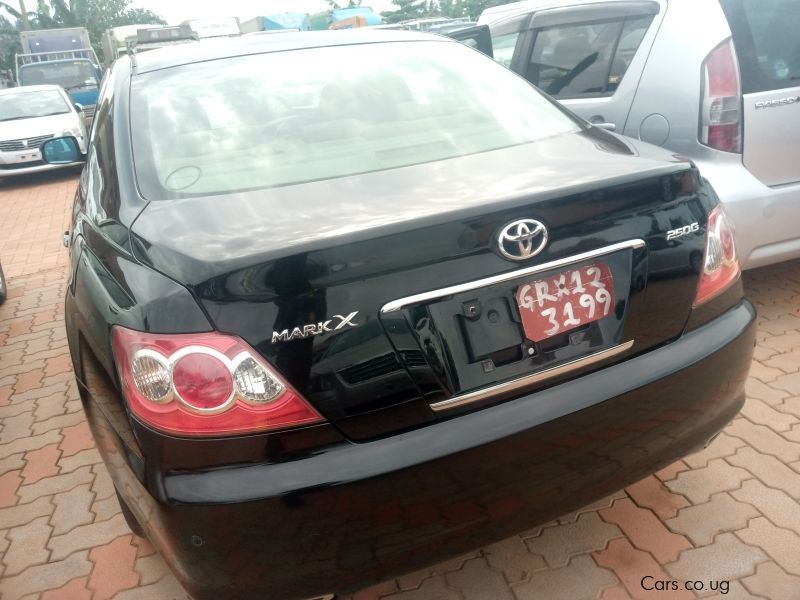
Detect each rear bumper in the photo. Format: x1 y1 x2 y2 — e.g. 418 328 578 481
88 300 756 599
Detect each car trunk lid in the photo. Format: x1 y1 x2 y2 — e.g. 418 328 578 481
130 129 710 440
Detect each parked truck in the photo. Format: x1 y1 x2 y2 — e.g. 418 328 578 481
15 27 101 125
101 24 160 67
240 13 310 33
181 17 241 39
126 24 199 54
309 7 383 30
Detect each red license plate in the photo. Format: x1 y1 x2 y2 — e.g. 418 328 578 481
515 263 615 342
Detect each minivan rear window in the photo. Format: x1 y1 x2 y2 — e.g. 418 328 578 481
720 0 800 94
130 41 580 200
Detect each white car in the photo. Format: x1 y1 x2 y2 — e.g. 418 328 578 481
0 84 88 177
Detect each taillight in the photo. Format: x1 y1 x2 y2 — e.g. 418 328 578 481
694 205 740 306
699 39 742 153
111 327 324 436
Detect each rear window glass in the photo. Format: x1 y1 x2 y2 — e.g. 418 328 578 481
130 41 580 200
720 0 800 93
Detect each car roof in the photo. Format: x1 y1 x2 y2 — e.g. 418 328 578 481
478 0 655 24
131 30 451 74
0 84 65 96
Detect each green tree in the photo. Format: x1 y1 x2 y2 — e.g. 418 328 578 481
460 0 512 19
326 0 364 7
0 1 31 29
382 0 516 23
438 1 466 19
0 12 20 77
0 0 165 65
380 0 430 23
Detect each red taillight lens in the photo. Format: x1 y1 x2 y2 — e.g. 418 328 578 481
111 327 324 436
694 205 740 306
172 351 234 412
699 39 742 153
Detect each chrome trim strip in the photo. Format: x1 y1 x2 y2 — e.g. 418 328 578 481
430 340 634 412
380 239 646 314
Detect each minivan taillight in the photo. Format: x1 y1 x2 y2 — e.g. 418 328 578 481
694 205 740 306
699 39 742 153
111 327 324 436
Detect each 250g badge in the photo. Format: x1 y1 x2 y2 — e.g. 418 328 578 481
666 222 700 241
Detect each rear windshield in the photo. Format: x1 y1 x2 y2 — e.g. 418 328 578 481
720 0 800 93
130 41 580 199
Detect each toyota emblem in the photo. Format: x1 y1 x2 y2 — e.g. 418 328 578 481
497 219 549 261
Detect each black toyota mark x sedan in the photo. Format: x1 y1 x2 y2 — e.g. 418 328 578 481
42 30 755 599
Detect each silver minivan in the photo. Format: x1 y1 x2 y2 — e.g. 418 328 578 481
475 0 800 269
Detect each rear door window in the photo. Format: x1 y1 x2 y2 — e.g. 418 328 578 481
720 0 800 93
492 31 520 68
488 16 527 68
526 15 653 98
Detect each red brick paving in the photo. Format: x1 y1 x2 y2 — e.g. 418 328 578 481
57 421 95 458
12 367 44 395
0 470 22 508
624 475 690 520
3 172 800 599
21 444 61 484
599 498 691 564
40 576 93 600
0 170 76 279
654 460 689 483
594 539 693 600
87 535 140 599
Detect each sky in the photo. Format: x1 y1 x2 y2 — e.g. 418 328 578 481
131 1 399 25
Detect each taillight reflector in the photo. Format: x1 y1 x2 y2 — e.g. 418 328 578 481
111 327 324 436
694 205 740 306
699 39 742 153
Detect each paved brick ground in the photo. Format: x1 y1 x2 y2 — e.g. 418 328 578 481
2 172 800 599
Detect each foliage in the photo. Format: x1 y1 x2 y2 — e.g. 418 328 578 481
326 0 365 7
0 12 19 78
380 0 431 23
381 0 516 23
0 0 165 69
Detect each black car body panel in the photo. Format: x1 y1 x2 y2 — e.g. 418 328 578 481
60 31 755 600
82 300 754 599
130 129 712 439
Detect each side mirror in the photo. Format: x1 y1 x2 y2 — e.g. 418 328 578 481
73 103 84 113
41 136 83 165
